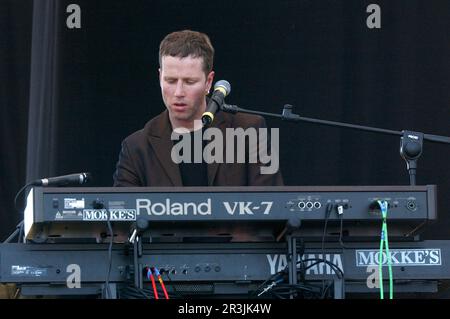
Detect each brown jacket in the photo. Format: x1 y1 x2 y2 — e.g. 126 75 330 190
113 110 283 186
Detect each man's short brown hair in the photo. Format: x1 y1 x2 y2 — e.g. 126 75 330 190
159 30 214 75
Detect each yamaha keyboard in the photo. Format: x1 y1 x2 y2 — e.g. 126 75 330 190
24 186 437 243
1 240 450 298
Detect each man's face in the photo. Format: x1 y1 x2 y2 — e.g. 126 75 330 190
159 55 214 129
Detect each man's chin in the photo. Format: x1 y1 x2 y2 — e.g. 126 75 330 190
172 113 192 121
170 113 196 125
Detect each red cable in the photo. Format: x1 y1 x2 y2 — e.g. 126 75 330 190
150 275 159 299
147 268 159 299
158 276 170 300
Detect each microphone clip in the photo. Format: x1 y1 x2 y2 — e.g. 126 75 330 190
128 217 149 245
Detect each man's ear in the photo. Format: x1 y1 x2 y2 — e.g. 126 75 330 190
206 71 215 92
158 68 161 85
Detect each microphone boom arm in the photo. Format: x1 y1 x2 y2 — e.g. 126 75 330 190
221 103 450 185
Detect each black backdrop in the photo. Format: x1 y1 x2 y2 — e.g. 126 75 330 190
1 0 449 241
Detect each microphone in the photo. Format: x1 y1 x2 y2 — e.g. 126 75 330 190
202 80 231 126
31 172 91 186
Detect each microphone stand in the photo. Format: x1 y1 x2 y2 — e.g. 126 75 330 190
3 220 24 243
221 103 450 185
127 217 149 290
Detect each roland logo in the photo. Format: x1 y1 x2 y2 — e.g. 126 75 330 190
408 134 419 140
136 198 211 216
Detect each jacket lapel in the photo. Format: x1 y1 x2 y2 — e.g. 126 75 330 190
146 109 229 187
207 111 227 186
147 111 183 186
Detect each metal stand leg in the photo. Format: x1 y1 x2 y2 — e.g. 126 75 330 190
133 236 143 289
101 283 117 299
287 235 298 286
333 278 345 299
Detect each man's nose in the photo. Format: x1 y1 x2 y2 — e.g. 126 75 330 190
174 80 185 97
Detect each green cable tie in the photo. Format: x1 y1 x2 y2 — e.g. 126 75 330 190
377 200 394 300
